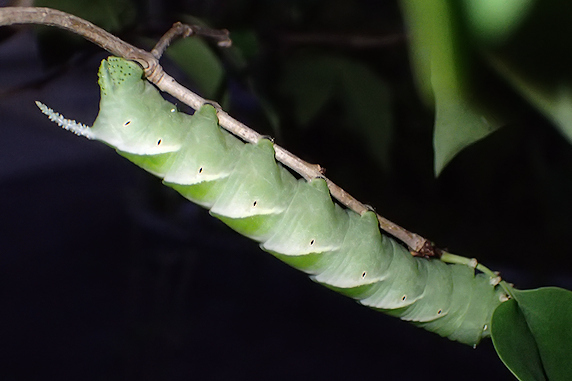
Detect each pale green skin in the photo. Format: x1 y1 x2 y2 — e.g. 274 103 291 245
39 57 506 346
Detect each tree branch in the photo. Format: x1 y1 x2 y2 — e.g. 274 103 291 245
0 6 435 256
0 6 156 69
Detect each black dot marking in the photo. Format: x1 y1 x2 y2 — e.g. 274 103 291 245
198 167 203 174
253 201 257 207
157 139 162 145
437 309 442 315
310 239 315 246
401 295 407 301
123 120 131 126
361 271 367 278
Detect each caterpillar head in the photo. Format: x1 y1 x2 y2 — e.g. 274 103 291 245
90 57 185 155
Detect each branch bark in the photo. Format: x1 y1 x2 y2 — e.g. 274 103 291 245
0 6 436 256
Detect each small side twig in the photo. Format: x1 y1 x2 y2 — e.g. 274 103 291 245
151 21 231 59
0 6 437 257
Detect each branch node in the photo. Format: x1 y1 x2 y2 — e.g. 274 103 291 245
412 241 442 259
144 61 165 84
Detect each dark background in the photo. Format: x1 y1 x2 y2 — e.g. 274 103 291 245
1 1 571 380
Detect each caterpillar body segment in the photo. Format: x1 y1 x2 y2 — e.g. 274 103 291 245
37 57 506 346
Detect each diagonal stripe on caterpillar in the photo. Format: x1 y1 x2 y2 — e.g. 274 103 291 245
36 56 507 346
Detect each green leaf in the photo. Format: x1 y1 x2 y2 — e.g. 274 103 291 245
34 0 136 32
400 0 503 175
488 55 572 147
279 55 338 126
340 61 392 171
280 54 392 170
34 0 136 66
491 287 572 381
491 297 547 380
433 90 500 175
228 29 260 62
462 0 536 45
514 288 572 380
166 37 224 99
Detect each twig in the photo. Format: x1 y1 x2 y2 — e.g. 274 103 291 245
151 21 231 59
0 6 437 257
0 7 157 70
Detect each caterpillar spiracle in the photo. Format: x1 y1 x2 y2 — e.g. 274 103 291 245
37 57 507 347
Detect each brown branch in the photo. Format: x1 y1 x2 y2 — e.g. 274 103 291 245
0 6 157 70
151 21 231 59
0 6 437 257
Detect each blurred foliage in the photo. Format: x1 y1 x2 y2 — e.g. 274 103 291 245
402 0 572 174
27 0 572 287
279 53 392 170
34 0 136 32
462 0 535 44
401 0 507 174
33 0 137 66
166 36 224 100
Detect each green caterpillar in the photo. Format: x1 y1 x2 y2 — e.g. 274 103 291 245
37 57 506 346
